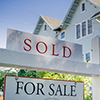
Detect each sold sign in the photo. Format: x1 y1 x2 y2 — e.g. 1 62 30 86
23 39 72 58
6 29 82 62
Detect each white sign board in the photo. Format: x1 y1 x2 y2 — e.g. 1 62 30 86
4 75 84 100
6 29 82 62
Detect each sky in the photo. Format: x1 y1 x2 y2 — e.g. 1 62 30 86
0 0 73 48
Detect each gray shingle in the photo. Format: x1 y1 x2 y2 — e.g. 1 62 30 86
41 15 62 29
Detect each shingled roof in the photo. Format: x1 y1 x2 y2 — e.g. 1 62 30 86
33 15 62 34
90 0 100 7
41 15 62 29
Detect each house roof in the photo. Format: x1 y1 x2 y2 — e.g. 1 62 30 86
41 15 62 29
91 11 100 18
33 15 62 34
90 0 100 7
61 0 100 29
33 0 100 34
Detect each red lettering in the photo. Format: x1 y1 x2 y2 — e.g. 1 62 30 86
36 41 47 54
23 39 32 51
52 44 59 56
63 46 72 58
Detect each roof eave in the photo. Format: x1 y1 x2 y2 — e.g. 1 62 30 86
61 0 100 29
33 16 43 34
62 0 79 29
41 15 53 30
87 0 100 9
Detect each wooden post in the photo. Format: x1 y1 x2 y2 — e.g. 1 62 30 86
91 36 100 100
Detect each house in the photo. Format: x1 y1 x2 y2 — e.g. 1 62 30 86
33 0 100 63
33 15 62 38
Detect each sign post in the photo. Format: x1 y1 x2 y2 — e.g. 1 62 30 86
1 29 100 100
91 36 100 100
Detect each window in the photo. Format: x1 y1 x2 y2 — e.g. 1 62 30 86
85 52 90 62
83 52 91 63
82 21 86 37
61 32 65 39
76 24 80 39
82 3 85 12
76 19 92 40
88 20 92 34
44 24 47 31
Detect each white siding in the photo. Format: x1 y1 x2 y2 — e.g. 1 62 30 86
64 0 100 53
38 23 56 38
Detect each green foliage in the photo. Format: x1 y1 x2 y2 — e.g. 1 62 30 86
43 72 92 100
18 69 37 77
0 69 92 100
18 69 46 78
0 69 16 91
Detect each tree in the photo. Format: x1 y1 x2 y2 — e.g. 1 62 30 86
42 72 92 100
0 69 16 92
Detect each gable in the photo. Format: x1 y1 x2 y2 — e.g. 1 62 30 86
33 0 100 35
33 15 62 34
61 0 100 29
41 15 62 29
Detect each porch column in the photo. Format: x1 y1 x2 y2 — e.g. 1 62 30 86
91 36 100 100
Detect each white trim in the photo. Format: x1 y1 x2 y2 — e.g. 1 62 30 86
82 53 85 62
90 50 92 63
80 22 82 38
75 33 93 41
86 20 88 36
80 1 86 13
1 48 100 76
83 50 91 63
55 32 60 39
75 18 93 41
43 23 47 32
75 22 81 40
41 15 53 30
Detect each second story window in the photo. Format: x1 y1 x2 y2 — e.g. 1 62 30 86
88 20 92 34
76 24 80 39
61 32 65 39
44 24 47 31
76 19 92 40
82 21 86 37
82 3 85 12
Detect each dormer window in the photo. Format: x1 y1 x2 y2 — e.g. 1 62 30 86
81 2 86 13
61 32 65 39
44 24 47 31
82 3 85 11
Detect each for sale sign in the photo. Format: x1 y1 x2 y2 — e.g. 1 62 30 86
4 75 84 100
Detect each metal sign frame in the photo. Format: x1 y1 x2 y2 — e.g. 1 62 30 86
0 48 100 76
